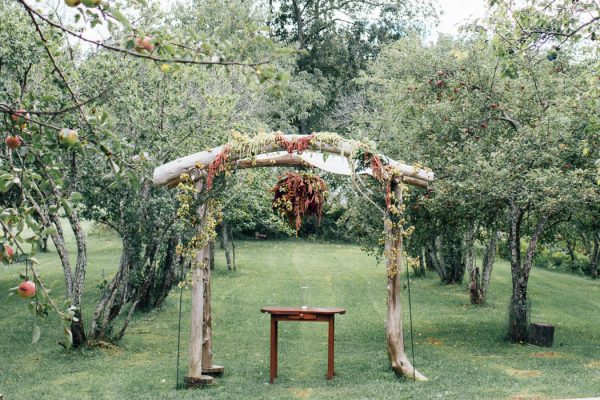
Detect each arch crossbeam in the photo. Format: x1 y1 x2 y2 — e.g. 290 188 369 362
153 134 434 188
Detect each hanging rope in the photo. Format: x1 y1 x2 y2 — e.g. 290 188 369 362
405 254 416 381
349 166 386 216
175 260 187 389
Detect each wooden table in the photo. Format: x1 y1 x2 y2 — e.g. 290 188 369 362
260 306 346 383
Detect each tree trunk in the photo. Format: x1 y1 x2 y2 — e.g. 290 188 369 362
590 236 599 279
89 237 133 341
291 0 305 49
426 239 445 281
428 233 465 284
385 184 426 381
507 202 549 343
230 228 236 271
70 308 86 348
64 210 88 347
209 241 215 270
444 234 466 284
480 230 499 303
419 247 427 274
39 235 49 252
565 238 576 266
508 278 530 342
48 213 75 297
152 236 179 309
464 224 484 304
222 223 232 271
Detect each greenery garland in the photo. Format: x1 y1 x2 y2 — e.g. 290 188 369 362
175 173 222 269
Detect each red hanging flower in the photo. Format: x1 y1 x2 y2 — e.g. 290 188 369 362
206 145 231 190
272 172 328 234
275 133 315 155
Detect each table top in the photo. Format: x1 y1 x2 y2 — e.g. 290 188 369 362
261 306 346 315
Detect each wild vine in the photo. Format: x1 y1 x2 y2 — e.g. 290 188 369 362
175 173 222 268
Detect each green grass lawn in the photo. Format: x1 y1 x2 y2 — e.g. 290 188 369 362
1 228 600 400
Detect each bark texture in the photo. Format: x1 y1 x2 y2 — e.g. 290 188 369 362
385 184 426 381
427 233 466 284
202 266 213 368
466 228 499 305
589 236 599 279
507 201 549 343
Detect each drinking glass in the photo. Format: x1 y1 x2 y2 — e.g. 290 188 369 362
301 286 309 309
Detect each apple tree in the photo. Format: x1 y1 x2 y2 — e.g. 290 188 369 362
1 0 291 346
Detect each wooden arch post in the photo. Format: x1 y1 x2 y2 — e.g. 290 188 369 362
185 182 213 388
385 181 427 381
201 264 224 375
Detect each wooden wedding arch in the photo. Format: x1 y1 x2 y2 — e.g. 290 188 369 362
152 132 434 387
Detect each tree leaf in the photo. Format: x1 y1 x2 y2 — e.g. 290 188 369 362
41 226 57 236
111 9 131 29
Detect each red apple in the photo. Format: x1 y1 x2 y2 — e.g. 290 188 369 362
5 135 22 150
59 128 79 146
18 280 36 299
4 243 14 259
135 36 155 53
11 109 29 122
11 109 30 128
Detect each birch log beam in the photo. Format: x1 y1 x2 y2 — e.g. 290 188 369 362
153 134 433 188
385 183 427 381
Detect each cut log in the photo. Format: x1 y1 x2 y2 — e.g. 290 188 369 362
529 323 555 347
184 375 213 388
202 365 225 376
153 134 433 187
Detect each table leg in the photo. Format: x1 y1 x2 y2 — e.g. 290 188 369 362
270 318 278 383
274 320 278 378
327 317 334 379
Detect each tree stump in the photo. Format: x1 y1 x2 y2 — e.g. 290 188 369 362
529 323 555 347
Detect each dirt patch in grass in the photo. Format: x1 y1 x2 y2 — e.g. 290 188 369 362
507 395 549 400
425 338 443 346
504 368 543 378
530 351 561 358
289 388 313 399
585 360 600 368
